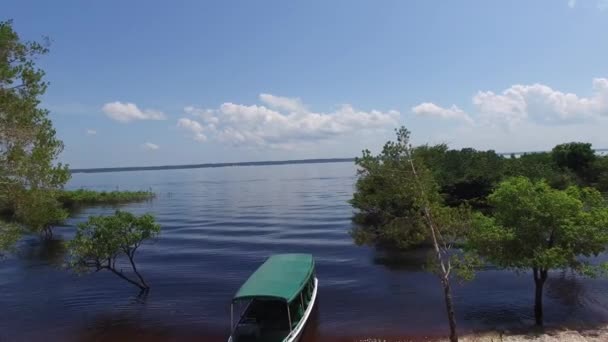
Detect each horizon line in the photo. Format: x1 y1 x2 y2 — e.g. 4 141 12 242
70 148 608 174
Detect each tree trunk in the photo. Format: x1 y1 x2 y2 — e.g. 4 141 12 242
442 276 458 342
107 266 146 291
127 254 149 289
533 268 548 326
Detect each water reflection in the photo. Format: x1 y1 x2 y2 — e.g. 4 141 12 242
371 246 429 272
20 236 68 268
545 271 585 308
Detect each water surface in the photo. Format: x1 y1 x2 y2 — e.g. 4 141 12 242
1 162 607 341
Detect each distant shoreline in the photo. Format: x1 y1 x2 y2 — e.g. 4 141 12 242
70 158 357 174
70 148 608 174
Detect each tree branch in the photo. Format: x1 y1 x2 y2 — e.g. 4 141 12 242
105 266 146 290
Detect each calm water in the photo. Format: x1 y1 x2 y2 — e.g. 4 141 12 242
1 162 608 341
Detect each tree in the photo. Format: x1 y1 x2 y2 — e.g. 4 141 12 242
504 152 575 190
418 146 505 209
1 20 70 237
0 220 20 257
467 177 608 326
69 211 161 291
590 155 608 192
12 189 67 237
350 128 428 248
551 142 595 174
351 127 474 342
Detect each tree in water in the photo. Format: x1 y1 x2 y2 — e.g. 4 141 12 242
468 177 608 325
0 220 20 257
69 211 161 291
351 127 475 342
1 20 70 238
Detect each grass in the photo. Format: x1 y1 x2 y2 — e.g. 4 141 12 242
58 189 155 208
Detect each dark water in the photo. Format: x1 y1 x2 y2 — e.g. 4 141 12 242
1 162 608 341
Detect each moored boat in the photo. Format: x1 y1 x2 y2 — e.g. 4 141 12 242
228 254 318 342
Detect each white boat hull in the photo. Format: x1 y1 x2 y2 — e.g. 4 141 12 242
228 277 318 342
282 277 318 342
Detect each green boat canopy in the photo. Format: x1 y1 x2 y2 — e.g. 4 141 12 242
233 254 315 303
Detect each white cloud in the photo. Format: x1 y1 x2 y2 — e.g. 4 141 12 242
102 102 166 123
414 78 608 129
412 102 473 124
86 129 97 135
177 94 399 149
177 118 207 142
599 0 608 10
259 93 306 112
568 0 577 8
472 78 608 127
142 142 159 150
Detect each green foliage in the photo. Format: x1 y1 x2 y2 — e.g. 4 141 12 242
0 220 21 256
589 155 608 192
469 177 608 271
1 20 69 237
69 211 161 290
552 142 596 174
504 152 574 189
350 127 436 248
13 189 67 235
350 127 502 249
58 189 155 208
467 176 608 325
418 146 505 208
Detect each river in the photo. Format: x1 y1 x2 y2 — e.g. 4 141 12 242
1 162 607 341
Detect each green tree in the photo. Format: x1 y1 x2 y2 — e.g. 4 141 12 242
1 20 70 237
69 211 161 291
468 177 608 326
504 152 574 190
419 146 505 209
551 142 595 174
351 127 474 342
590 155 608 192
0 220 20 256
350 128 428 248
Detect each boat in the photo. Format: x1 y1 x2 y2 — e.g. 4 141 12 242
228 254 318 342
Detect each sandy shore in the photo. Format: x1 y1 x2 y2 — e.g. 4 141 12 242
437 326 608 342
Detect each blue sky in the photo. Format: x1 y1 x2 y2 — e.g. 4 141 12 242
4 0 608 168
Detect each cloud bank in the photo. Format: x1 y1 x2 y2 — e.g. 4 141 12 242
413 78 608 128
177 94 399 149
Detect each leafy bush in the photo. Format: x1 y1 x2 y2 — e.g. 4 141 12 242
69 210 161 290
58 189 155 208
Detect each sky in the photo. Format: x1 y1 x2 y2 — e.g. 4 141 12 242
4 0 608 168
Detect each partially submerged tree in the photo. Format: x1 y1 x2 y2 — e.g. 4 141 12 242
1 20 69 237
351 127 475 342
350 128 428 248
69 211 161 291
468 177 608 326
13 189 67 237
0 220 20 257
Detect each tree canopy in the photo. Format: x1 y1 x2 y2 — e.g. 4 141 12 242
69 211 161 290
351 127 476 342
350 127 435 248
467 177 608 325
1 20 69 237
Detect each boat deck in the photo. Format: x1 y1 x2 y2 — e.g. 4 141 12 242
233 300 290 342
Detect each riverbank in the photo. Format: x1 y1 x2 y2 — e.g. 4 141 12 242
436 325 608 342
